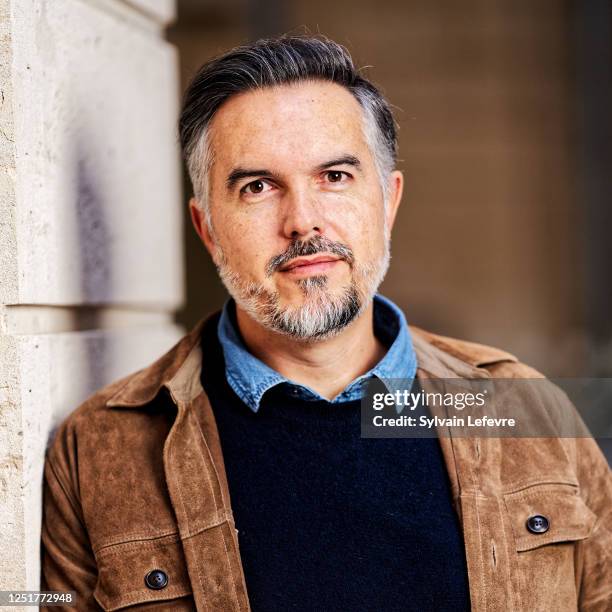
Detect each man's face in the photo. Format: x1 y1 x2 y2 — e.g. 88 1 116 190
191 80 402 341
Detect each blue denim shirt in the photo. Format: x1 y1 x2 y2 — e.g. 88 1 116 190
217 293 417 412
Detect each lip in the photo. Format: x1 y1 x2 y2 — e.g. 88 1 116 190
280 255 342 274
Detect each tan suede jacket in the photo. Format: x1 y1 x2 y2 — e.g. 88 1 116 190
41 315 612 611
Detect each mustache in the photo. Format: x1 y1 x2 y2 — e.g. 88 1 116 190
266 235 354 277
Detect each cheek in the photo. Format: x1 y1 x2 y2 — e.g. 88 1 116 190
216 217 274 276
328 193 385 248
353 213 387 267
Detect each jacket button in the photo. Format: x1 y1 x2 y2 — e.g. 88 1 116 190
526 514 550 534
145 569 168 590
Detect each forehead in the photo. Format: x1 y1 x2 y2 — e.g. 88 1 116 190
208 80 369 170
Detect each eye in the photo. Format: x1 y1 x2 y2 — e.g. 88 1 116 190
241 179 274 196
323 170 351 184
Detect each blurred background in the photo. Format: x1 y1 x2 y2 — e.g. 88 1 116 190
169 0 612 379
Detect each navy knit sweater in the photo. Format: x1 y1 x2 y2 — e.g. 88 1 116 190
200 314 470 611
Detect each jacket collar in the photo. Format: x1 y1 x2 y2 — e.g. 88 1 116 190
105 316 209 408
105 312 517 409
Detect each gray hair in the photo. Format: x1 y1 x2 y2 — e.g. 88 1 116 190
178 35 398 228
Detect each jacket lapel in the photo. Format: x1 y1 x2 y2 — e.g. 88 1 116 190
411 328 519 611
163 337 250 611
163 392 250 611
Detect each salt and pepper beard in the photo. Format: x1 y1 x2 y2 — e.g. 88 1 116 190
212 231 391 342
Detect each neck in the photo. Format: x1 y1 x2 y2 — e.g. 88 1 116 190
235 299 386 400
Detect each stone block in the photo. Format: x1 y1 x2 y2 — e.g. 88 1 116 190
10 0 184 307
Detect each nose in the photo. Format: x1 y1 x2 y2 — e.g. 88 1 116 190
281 185 324 240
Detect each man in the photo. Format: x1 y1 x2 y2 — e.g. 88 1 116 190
41 36 611 611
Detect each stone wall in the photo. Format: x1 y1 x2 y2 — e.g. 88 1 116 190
0 0 183 593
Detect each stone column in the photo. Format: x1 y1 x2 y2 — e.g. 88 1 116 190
0 0 183 593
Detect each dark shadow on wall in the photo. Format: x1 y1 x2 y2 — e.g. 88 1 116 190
73 128 111 395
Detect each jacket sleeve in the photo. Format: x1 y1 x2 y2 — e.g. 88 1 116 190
40 441 101 611
574 435 612 611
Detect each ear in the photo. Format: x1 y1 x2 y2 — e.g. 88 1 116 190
384 170 403 236
189 197 218 260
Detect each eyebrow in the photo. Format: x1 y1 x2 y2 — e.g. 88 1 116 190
225 154 362 192
314 155 362 173
226 168 271 191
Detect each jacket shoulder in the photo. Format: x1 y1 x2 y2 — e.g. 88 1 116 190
42 342 194 563
45 369 148 473
410 325 544 378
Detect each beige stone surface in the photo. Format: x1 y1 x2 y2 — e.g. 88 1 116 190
0 0 182 598
11 0 183 306
123 0 176 24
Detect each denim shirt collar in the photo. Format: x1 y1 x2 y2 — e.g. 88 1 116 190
217 293 417 412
